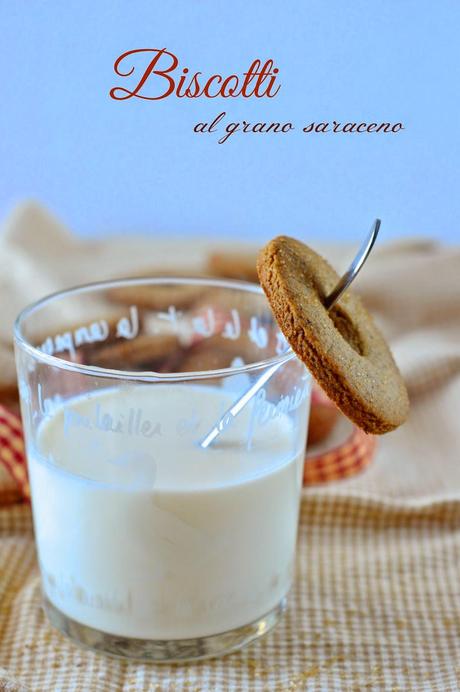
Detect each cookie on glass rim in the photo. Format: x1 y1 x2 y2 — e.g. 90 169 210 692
257 235 409 435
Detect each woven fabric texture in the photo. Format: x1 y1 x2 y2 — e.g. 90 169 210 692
0 499 459 691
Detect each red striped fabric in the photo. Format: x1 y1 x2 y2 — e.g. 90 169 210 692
0 406 30 501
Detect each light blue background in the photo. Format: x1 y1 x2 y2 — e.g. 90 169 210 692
1 0 459 244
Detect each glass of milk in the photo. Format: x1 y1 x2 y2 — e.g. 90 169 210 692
14 277 311 661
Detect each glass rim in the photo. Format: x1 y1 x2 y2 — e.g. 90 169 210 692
14 275 298 382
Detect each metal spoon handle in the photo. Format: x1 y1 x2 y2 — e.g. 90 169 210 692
324 218 380 310
199 219 381 449
198 361 281 449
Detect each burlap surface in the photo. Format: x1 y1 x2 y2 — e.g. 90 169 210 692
0 203 459 691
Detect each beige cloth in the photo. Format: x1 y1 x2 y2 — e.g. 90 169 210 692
0 203 459 690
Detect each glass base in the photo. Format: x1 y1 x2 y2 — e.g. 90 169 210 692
43 596 287 662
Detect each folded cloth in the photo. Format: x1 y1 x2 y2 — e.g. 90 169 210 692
0 202 459 691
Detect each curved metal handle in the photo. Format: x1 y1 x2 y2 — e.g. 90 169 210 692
324 219 380 310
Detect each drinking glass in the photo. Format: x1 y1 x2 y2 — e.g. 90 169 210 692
14 277 311 661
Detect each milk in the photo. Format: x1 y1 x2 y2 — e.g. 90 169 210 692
28 384 306 640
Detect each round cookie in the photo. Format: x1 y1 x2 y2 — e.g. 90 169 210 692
257 236 409 434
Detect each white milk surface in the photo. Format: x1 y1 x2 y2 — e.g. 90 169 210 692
29 384 306 640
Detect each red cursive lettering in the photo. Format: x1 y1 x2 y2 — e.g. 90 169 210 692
109 49 281 100
110 48 179 100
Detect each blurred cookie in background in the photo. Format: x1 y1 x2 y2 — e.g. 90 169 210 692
86 333 183 372
0 347 20 413
307 396 340 445
180 334 261 373
207 251 259 284
106 268 209 311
